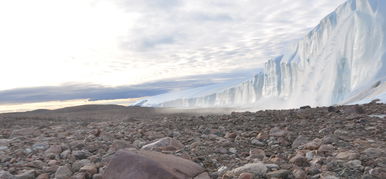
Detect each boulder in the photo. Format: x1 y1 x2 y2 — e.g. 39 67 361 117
103 149 209 179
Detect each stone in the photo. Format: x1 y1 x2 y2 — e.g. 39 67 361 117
290 155 309 167
363 148 384 159
251 139 265 146
72 150 91 160
320 172 339 179
303 138 322 150
266 169 291 178
0 171 15 179
141 137 184 151
46 145 62 154
269 127 288 137
80 165 98 176
226 162 267 177
225 132 237 139
108 140 135 152
32 142 49 151
249 149 265 161
238 173 254 179
55 166 72 179
306 167 320 176
15 170 35 179
305 151 315 160
60 150 71 159
72 160 91 172
318 144 334 155
256 132 268 140
293 168 306 179
0 139 10 150
194 172 210 179
336 151 359 160
344 160 363 170
11 128 40 137
71 172 86 179
36 173 49 179
370 167 386 178
265 164 280 170
375 157 386 167
229 148 237 154
92 174 103 179
103 149 209 179
292 135 309 149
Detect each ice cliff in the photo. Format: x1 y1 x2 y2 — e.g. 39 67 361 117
137 0 386 109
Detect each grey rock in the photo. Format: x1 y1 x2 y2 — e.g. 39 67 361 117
55 166 72 179
292 135 309 149
0 171 15 179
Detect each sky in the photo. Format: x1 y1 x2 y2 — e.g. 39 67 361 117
0 0 346 105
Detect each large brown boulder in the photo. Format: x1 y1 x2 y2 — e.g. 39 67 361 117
103 149 209 179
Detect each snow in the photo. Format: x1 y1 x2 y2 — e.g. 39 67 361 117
136 0 386 109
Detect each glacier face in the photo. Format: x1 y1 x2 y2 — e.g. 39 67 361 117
137 0 386 109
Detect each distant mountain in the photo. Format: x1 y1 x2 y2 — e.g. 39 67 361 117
137 0 386 109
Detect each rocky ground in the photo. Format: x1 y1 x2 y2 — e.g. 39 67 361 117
0 103 385 179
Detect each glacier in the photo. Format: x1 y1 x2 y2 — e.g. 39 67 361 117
136 0 386 109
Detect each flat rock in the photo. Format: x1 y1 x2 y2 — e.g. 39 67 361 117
103 149 209 179
225 162 267 177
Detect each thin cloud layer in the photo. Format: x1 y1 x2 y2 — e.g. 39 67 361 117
0 68 257 104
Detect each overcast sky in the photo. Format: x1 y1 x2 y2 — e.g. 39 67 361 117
0 0 345 103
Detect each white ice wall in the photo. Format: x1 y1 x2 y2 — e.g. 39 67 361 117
138 0 386 108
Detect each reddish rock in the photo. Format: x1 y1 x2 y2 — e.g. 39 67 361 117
238 172 254 179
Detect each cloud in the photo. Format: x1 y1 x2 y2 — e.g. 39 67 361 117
0 0 346 90
0 68 258 104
